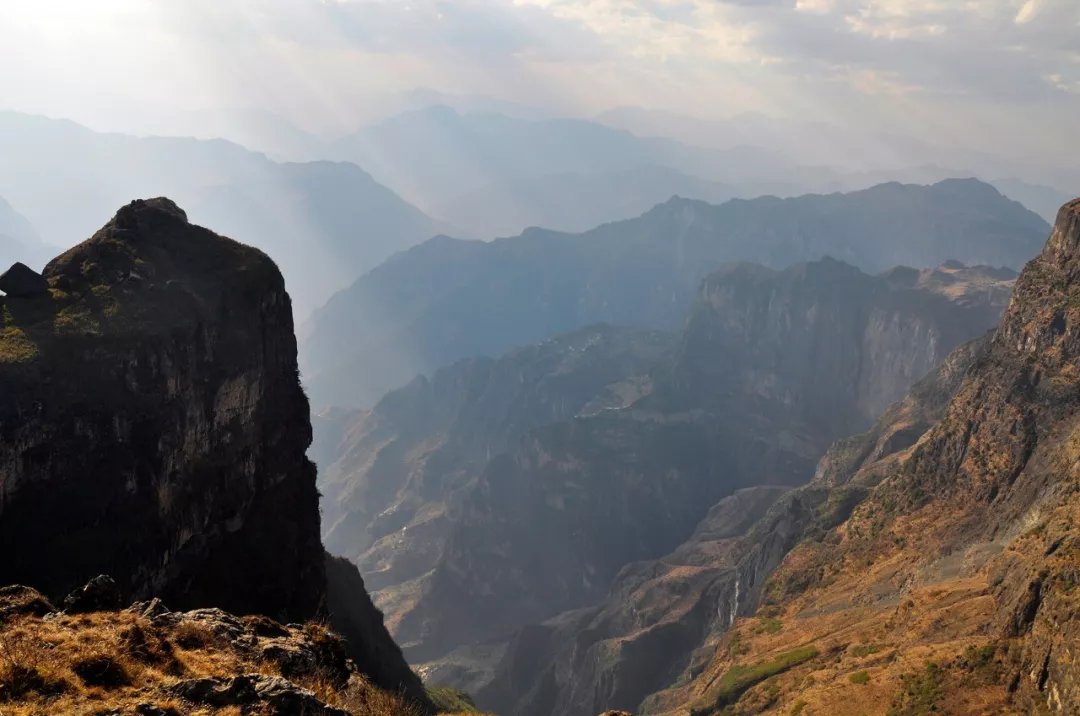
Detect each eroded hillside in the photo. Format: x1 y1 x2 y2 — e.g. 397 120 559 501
665 198 1080 715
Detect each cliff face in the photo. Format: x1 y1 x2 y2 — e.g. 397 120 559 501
0 198 323 619
362 258 1012 670
474 331 992 716
663 198 1080 715
0 198 426 706
318 324 673 604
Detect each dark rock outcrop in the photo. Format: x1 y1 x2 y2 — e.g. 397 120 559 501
0 261 48 297
63 574 122 614
323 553 428 707
169 674 351 715
0 197 324 620
0 198 427 707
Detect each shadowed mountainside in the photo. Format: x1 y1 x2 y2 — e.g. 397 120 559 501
638 196 1080 714
317 256 1015 693
0 198 426 707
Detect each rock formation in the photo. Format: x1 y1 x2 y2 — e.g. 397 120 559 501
0 262 48 297
0 579 420 715
0 198 427 707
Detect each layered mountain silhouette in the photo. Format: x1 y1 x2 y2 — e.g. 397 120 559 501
328 106 823 235
0 112 446 315
301 178 1047 409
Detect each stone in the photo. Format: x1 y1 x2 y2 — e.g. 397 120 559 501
0 261 48 297
168 674 349 715
0 585 55 621
63 575 121 614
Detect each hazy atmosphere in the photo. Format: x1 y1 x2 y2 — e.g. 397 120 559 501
1 2 1079 716
4 1 1078 164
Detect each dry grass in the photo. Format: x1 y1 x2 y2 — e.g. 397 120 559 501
0 610 430 715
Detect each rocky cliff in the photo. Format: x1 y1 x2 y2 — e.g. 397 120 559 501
660 197 1080 714
324 257 1013 675
318 324 673 604
477 335 990 716
0 198 426 706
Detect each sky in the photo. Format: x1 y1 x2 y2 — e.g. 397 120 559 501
1 0 1078 163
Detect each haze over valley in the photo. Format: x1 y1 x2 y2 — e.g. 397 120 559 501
1 2 1079 715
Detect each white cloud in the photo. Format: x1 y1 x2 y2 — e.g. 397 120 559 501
0 0 1077 166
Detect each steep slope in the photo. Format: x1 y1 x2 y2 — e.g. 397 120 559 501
302 179 1047 408
0 112 445 315
663 197 1080 715
0 198 426 705
478 335 990 716
318 325 673 609
339 258 1013 667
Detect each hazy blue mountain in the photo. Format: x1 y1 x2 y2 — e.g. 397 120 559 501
0 195 53 271
0 111 445 315
989 178 1076 223
597 107 1080 196
301 179 1048 408
428 165 793 239
329 106 824 235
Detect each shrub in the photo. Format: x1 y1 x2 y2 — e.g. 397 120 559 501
849 670 870 685
696 646 820 711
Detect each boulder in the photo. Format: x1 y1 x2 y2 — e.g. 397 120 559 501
169 674 349 715
0 585 55 621
0 261 48 297
63 575 121 614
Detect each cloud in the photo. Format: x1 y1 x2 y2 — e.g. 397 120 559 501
0 0 1077 167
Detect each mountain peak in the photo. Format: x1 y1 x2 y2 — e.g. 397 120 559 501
1047 196 1080 266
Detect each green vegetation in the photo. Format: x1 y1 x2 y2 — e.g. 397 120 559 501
850 643 881 658
426 686 482 713
789 700 808 715
887 662 945 716
849 670 870 685
693 646 819 713
0 322 38 363
754 617 783 635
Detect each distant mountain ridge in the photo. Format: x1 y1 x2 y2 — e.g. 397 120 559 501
0 111 446 315
301 178 1048 409
329 106 822 236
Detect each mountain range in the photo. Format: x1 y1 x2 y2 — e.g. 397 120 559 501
314 254 1015 693
0 111 446 316
301 178 1048 409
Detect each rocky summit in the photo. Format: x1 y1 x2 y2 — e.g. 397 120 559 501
0 198 427 709
0 197 324 618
